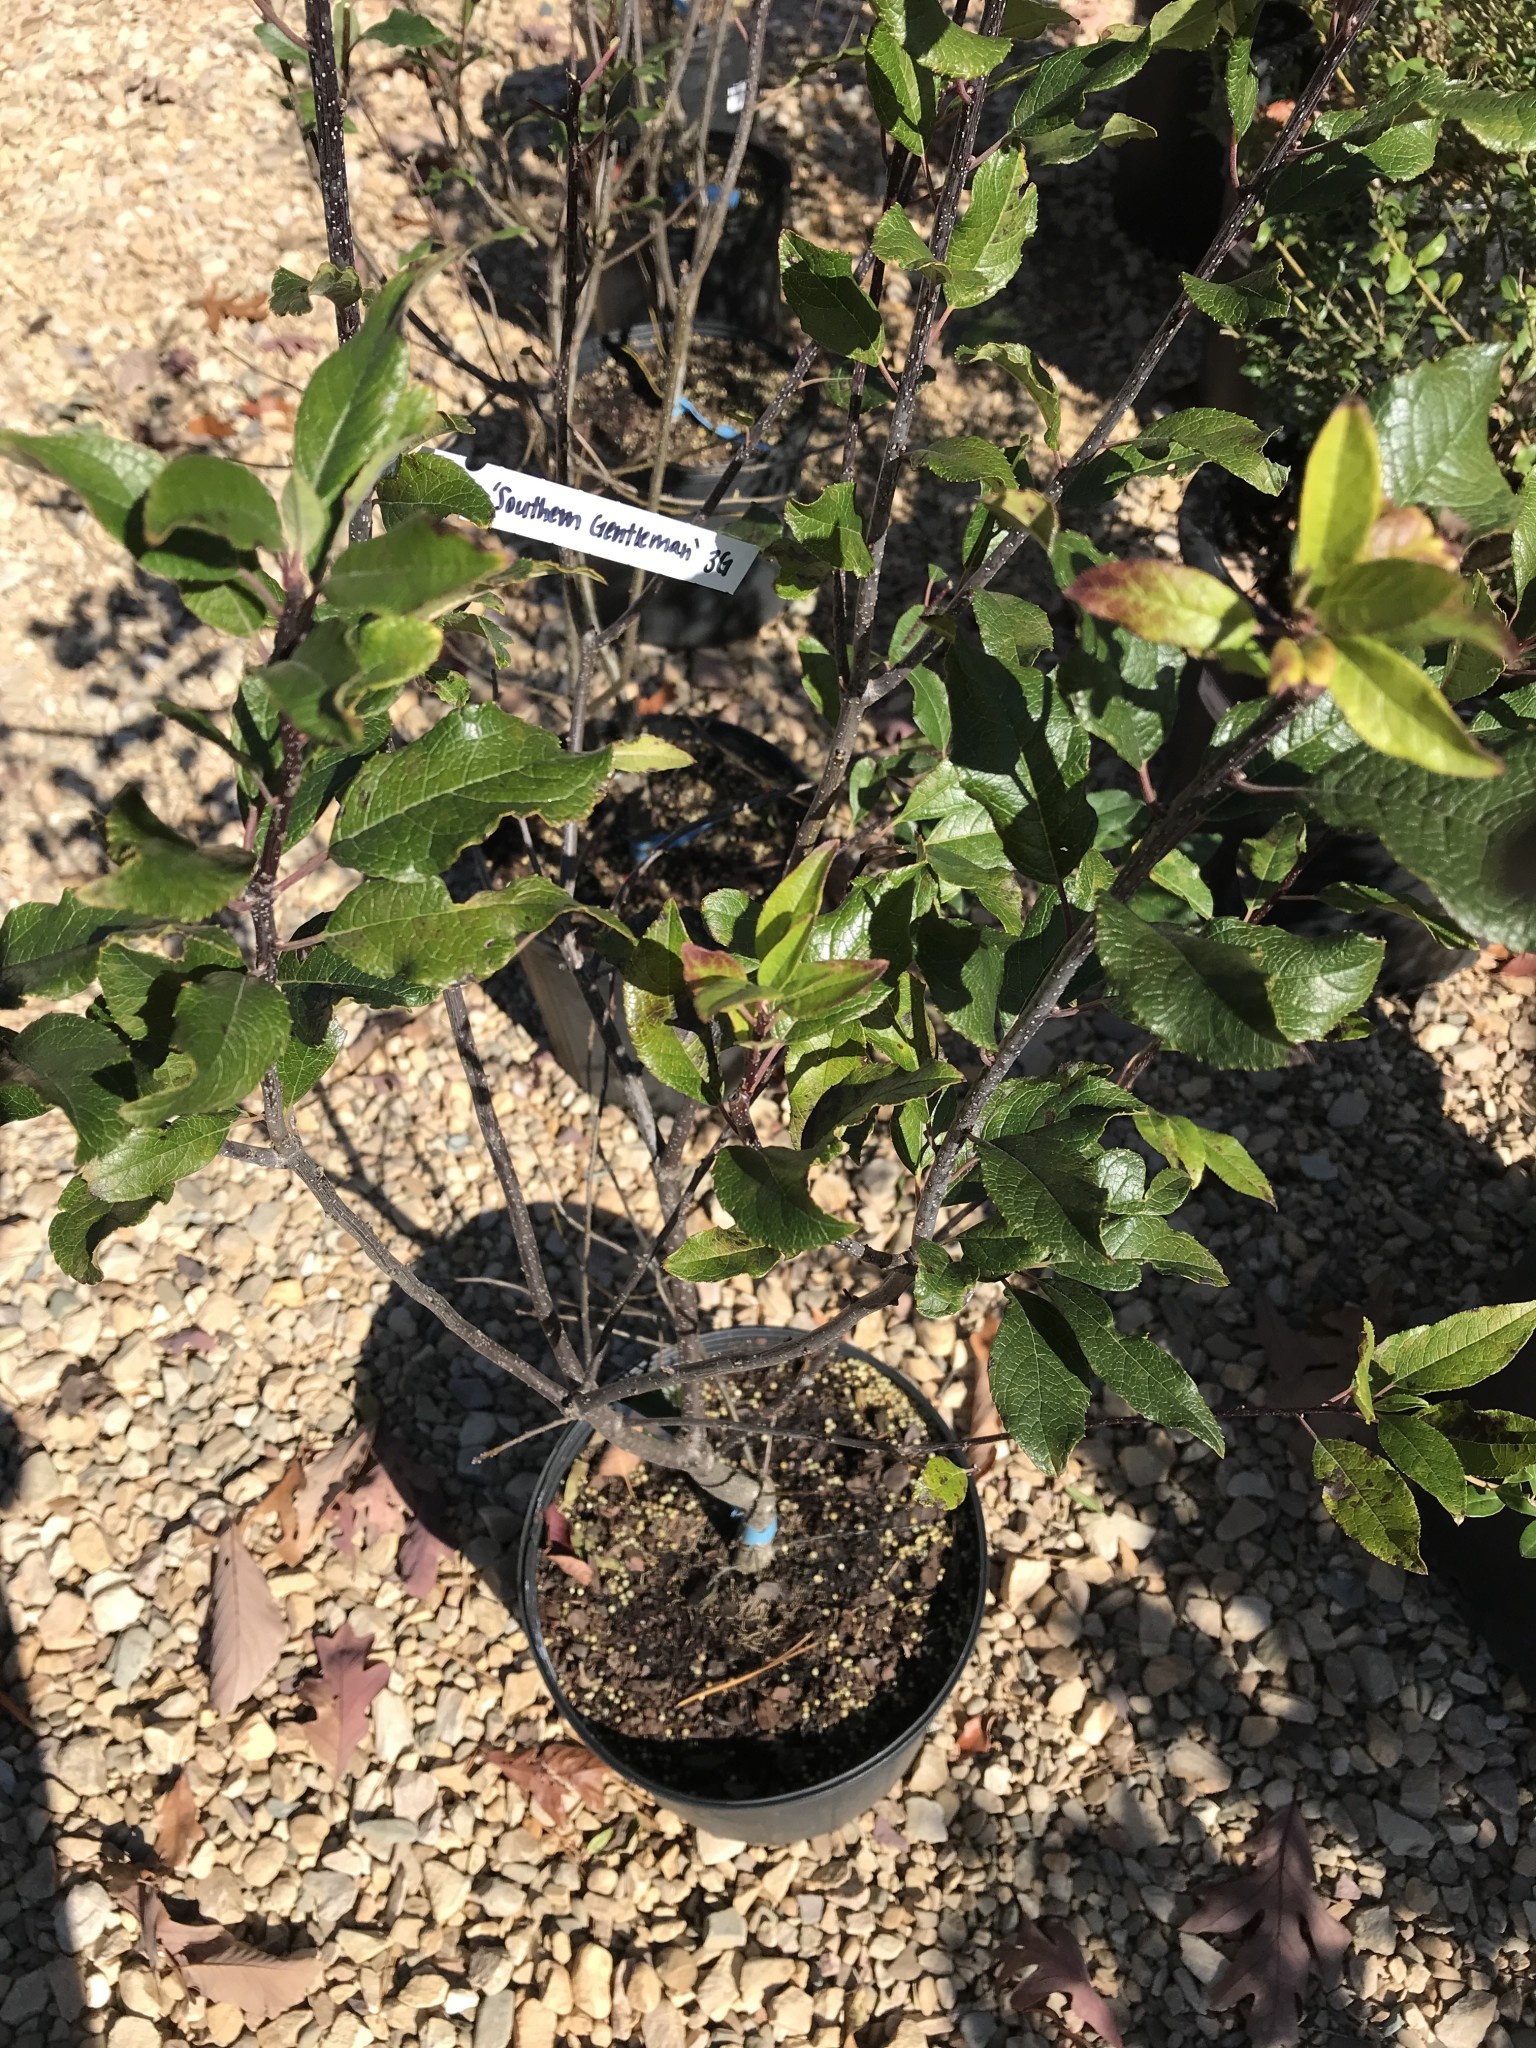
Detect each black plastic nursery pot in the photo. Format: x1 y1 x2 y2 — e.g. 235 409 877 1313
517 1332 989 1845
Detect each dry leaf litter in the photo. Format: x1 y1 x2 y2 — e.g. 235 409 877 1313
3 4 1536 2048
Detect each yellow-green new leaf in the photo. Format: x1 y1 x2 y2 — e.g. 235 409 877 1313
1295 398 1381 584
1375 1300 1536 1393
1068 560 1257 655
1326 636 1501 779
1313 1437 1425 1571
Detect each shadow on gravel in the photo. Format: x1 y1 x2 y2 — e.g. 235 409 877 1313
0 1405 87 2048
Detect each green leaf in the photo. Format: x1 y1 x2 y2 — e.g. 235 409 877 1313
664 1226 778 1282
83 1113 234 1202
1375 1301 1536 1394
1377 1412 1467 1519
318 874 573 989
783 483 875 576
779 233 884 366
914 1238 971 1316
1369 344 1516 538
871 0 1011 76
49 1177 158 1285
354 612 444 699
1042 1276 1224 1451
142 453 283 553
918 1455 969 1509
177 578 272 636
1427 1403 1536 1483
1148 847 1214 917
1133 1107 1274 1203
376 449 495 530
331 706 612 879
0 428 163 545
1100 1210 1227 1286
1437 85 1536 153
1316 881 1474 950
1314 730 1536 949
362 6 456 48
1325 635 1501 779
76 790 254 921
608 735 695 774
1095 899 1382 1069
803 1058 959 1150
276 988 344 1106
1359 119 1440 178
270 266 314 317
0 893 156 1007
757 846 838 984
1313 1438 1425 1571
872 204 944 276
988 1293 1091 1474
255 616 364 745
954 341 1061 449
1067 408 1287 508
2 1014 133 1160
325 514 509 617
1025 111 1154 164
293 275 417 503
978 1132 1109 1279
713 1147 849 1255
1296 398 1381 584
917 437 1018 489
1515 475 1536 604
945 637 1095 887
944 145 1035 309
1180 261 1288 332
1068 560 1257 655
865 22 939 151
1313 560 1464 638
122 971 290 1124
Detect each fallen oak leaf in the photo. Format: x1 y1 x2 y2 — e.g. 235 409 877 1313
998 1917 1124 2048
207 1522 286 1716
296 1623 391 1779
1182 1802 1351 2048
398 1517 452 1600
333 1463 409 1557
964 1311 1004 1478
292 1424 374 1549
152 1772 203 1873
142 1894 321 2025
479 1741 610 1824
183 413 239 440
245 1458 304 1565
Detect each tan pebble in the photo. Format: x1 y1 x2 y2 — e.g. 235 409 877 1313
623 1962 661 2016
1076 1698 1117 1746
107 2021 162 2048
571 1943 613 2020
232 1714 276 1763
1000 1556 1051 1608
1046 1677 1086 1720
203 2003 245 2046
116 1968 163 2018
514 2000 558 2048
1240 1714 1280 1747
542 1964 573 2016
400 1973 449 2010
240 1837 286 1887
265 1278 306 1309
35 1590 91 1649
639 2001 685 2048
69 1523 116 1574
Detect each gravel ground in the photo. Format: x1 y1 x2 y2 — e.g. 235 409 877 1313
4 5 1536 2048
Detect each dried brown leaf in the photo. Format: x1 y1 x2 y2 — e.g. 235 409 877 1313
956 1712 992 1754
550 1552 595 1587
1182 1802 1352 2048
333 1464 409 1556
964 1311 1004 1477
397 1518 451 1600
292 1425 374 1549
207 1523 286 1716
152 1773 203 1873
145 1895 320 2025
999 1918 1124 2048
481 1741 610 1824
595 1443 642 1480
296 1623 391 1779
246 1459 304 1565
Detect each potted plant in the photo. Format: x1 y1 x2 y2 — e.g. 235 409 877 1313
4 0 1536 1892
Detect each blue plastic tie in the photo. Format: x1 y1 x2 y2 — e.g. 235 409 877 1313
740 1514 779 1547
672 392 744 442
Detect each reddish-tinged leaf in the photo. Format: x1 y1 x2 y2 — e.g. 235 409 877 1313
543 1503 594 1585
207 1523 286 1716
144 1896 321 2024
296 1624 391 1779
1182 1803 1352 2048
247 1459 304 1565
153 1773 204 1872
160 1327 215 1354
1500 952 1536 984
293 1425 374 1548
333 1464 409 1556
999 1918 1124 2048
398 1518 451 1599
964 1312 1004 1478
184 413 239 440
481 1741 610 1823
1068 560 1257 656
550 1552 595 1587
543 1503 573 1548
193 288 269 334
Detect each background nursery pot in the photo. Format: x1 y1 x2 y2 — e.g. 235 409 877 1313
517 1333 988 1845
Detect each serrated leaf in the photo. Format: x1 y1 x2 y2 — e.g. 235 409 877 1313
1359 118 1441 178
944 145 1035 309
783 482 874 576
1313 1437 1424 1570
1133 1107 1274 1204
1100 1209 1227 1286
1374 1300 1536 1393
713 1147 848 1255
331 705 612 878
987 1293 1090 1474
1043 1276 1224 1450
0 893 156 1007
872 203 944 276
917 437 1018 488
82 1113 234 1202
1313 559 1464 638
0 427 163 545
1068 560 1257 655
803 1058 958 1150
49 1176 158 1283
871 0 1011 76
1325 635 1501 779
1296 398 1381 583
914 1238 971 1316
316 874 574 991
1095 900 1382 1070
1438 85 1536 153
269 266 314 317
142 453 283 553
1181 260 1288 331
1316 881 1473 951
376 448 494 529
780 233 884 366
919 1455 969 1509
1429 1403 1536 1482
123 971 290 1124
865 22 939 151
1377 1412 1468 1518
1068 409 1287 508
664 1227 778 1281
293 273 417 504
945 637 1094 887
324 514 510 616
954 342 1060 449
77 789 253 921
978 1132 1109 1277
1369 343 1515 538
3 1013 135 1160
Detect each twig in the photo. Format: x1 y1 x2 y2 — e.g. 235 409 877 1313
675 1630 818 1709
303 0 360 344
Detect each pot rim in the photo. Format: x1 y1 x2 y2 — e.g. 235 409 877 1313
516 1329 989 1822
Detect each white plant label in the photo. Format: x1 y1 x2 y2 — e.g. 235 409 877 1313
442 453 759 594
